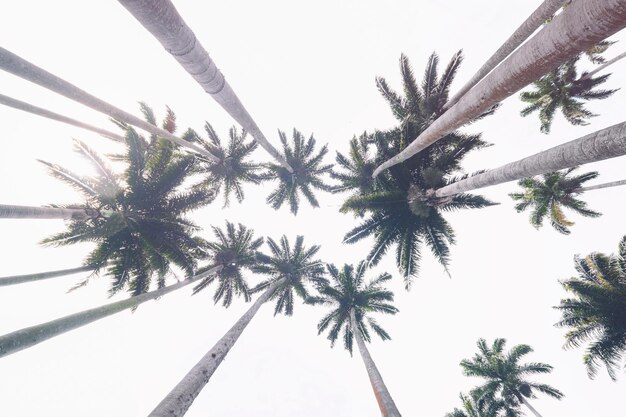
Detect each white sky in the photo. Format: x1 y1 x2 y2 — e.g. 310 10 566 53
1 1 625 416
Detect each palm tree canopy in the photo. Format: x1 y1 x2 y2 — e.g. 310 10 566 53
252 235 326 316
460 338 563 412
519 56 618 133
263 129 334 214
555 236 626 380
445 393 521 417
509 167 601 235
340 52 496 288
191 222 264 307
315 261 398 355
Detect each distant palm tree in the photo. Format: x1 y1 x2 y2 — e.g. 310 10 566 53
509 167 601 234
555 236 626 380
584 40 616 65
331 132 377 197
445 393 520 417
315 262 400 417
0 265 97 287
461 338 563 417
263 129 334 215
520 57 618 133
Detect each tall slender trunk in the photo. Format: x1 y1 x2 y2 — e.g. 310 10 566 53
0 265 222 359
0 93 125 142
433 121 626 197
516 393 543 417
581 51 626 80
577 179 626 192
373 0 626 177
0 47 219 162
149 278 285 417
350 309 401 417
116 0 293 172
0 265 96 287
443 0 565 110
0 204 95 220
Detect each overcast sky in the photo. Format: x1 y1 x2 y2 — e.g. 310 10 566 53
1 1 625 416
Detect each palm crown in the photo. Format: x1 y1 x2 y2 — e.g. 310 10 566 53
445 393 521 417
519 56 618 133
509 167 601 235
555 236 626 380
315 262 398 354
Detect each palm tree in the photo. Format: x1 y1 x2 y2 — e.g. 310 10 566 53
149 235 325 417
584 40 616 65
0 204 99 220
0 47 219 162
433 120 626 198
0 93 125 142
445 393 521 417
340 52 496 287
555 236 626 380
519 57 617 133
331 132 377 197
116 0 292 171
461 338 563 417
263 129 334 215
186 123 263 206
509 168 601 234
581 51 626 80
315 262 401 417
0 265 97 287
373 0 626 176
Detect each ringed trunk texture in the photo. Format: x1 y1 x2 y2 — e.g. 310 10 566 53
577 179 626 192
518 394 543 417
0 266 222 359
373 0 626 177
0 93 125 142
434 121 626 197
148 278 285 417
0 265 96 287
0 204 93 220
444 0 565 110
117 0 293 172
350 309 402 417
0 47 219 162
581 51 626 80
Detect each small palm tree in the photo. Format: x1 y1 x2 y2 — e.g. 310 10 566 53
519 57 618 133
331 132 378 197
445 393 520 417
263 129 334 215
461 338 563 417
316 262 401 417
555 236 626 380
509 167 601 234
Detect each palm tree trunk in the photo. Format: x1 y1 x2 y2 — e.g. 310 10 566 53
148 277 285 417
373 0 626 177
0 265 222 359
0 204 95 220
517 393 543 417
433 120 626 197
116 0 293 172
0 93 125 142
443 0 565 110
350 309 401 417
581 51 626 80
0 47 219 162
577 179 626 192
0 265 96 287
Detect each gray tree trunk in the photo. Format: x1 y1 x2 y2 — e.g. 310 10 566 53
148 278 285 417
0 265 96 287
443 0 565 110
0 47 219 162
518 394 543 417
350 309 401 417
0 204 94 220
0 93 125 142
117 0 293 172
0 265 222 359
577 179 626 192
373 0 626 177
434 121 626 197
581 51 626 80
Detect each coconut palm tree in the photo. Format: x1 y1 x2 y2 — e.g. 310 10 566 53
263 129 334 215
340 52 496 287
373 0 626 176
0 265 97 287
555 236 626 380
461 338 563 417
315 262 400 417
445 393 521 417
148 234 325 417
584 40 616 65
185 123 263 206
509 168 601 234
519 57 617 133
331 132 378 197
116 0 292 171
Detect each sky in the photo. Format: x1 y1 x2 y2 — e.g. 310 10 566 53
1 1 625 416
